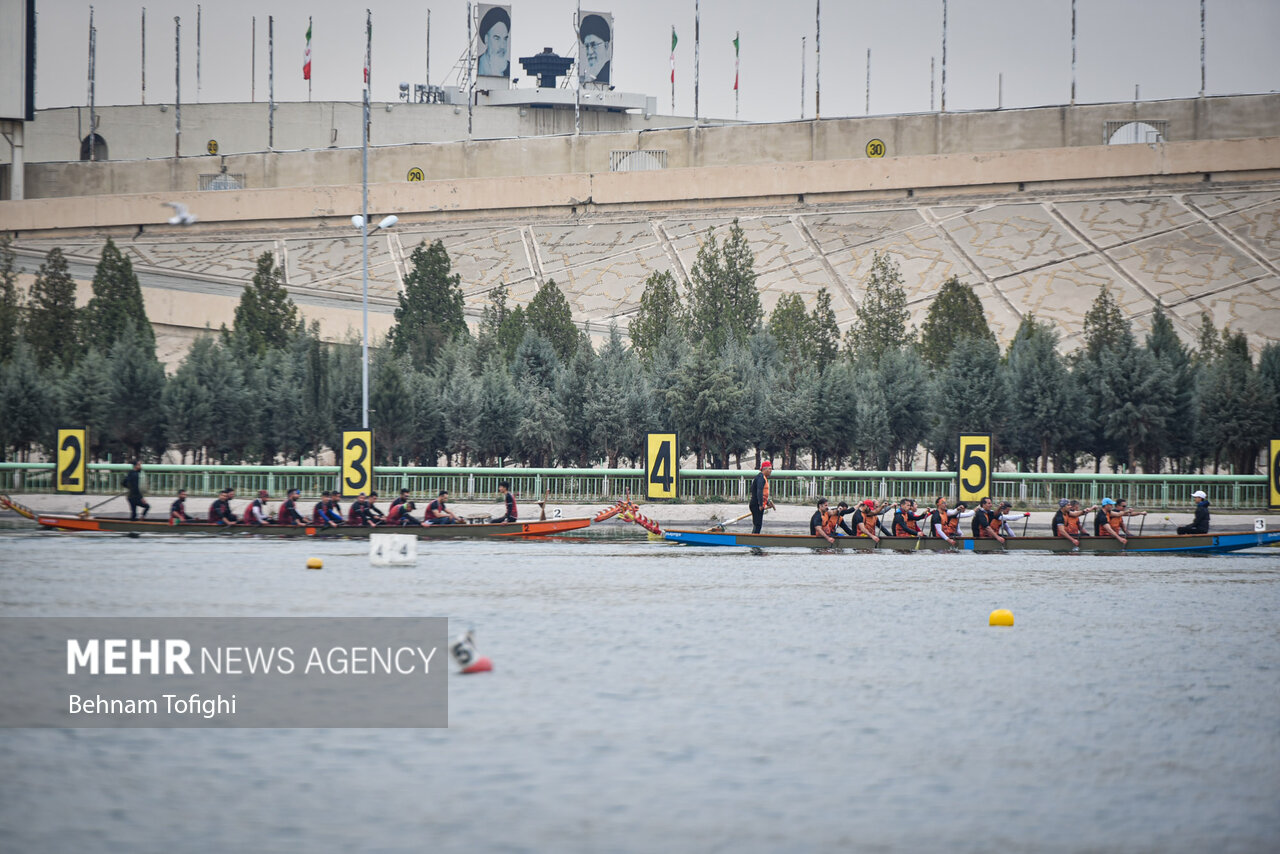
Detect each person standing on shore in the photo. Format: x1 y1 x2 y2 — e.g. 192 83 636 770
124 461 150 521
1177 490 1211 534
749 460 775 534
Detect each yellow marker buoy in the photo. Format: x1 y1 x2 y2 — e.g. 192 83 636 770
306 557 323 570
989 608 1014 627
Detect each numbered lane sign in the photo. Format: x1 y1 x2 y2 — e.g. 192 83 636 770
56 429 88 494
341 430 374 498
957 433 992 505
1270 439 1280 510
646 432 678 500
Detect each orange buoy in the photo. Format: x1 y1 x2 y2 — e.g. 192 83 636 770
461 656 493 674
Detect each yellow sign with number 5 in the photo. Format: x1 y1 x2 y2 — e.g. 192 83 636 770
57 428 88 494
646 433 678 500
342 431 374 498
957 433 991 504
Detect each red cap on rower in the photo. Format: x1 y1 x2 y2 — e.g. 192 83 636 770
761 460 772 468
258 489 269 497
862 499 876 508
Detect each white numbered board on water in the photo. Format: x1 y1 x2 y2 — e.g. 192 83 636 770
368 533 418 566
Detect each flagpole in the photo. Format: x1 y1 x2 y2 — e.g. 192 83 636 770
196 4 202 103
670 26 676 114
251 17 256 102
174 15 181 158
800 36 805 120
734 31 739 120
941 0 947 113
141 7 146 105
466 3 472 137
694 0 700 123
362 7 372 430
88 6 96 162
268 15 275 149
865 48 870 115
426 9 431 92
814 0 820 120
306 16 312 102
1070 0 1076 104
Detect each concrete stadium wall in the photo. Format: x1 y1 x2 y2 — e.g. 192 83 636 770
5 94 1278 201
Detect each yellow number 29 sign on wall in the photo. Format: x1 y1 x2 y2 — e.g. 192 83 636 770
341 431 374 498
646 433 678 500
957 433 992 505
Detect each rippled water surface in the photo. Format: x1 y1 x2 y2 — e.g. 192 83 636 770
1 529 1278 853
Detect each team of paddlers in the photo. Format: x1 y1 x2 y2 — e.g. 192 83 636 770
167 482 519 527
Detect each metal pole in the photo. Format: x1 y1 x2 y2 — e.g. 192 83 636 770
800 36 805 119
930 55 935 111
1070 0 1077 104
865 48 870 115
362 7 372 430
814 0 820 119
141 7 146 105
735 30 739 121
1199 0 1206 97
196 4 201 102
426 9 431 91
575 3 581 134
694 0 700 122
940 0 947 112
998 72 1002 109
251 17 256 102
174 16 181 158
466 3 472 136
88 6 95 161
268 16 274 149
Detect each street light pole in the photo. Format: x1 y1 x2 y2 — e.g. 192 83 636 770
361 83 370 429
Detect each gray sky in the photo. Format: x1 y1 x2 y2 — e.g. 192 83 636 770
29 0 1280 124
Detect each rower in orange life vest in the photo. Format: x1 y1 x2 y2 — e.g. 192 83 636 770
749 460 776 533
1094 497 1127 545
850 498 888 544
809 497 837 545
927 497 972 547
818 500 857 540
992 500 1031 538
971 496 1006 544
892 498 929 538
1112 498 1146 536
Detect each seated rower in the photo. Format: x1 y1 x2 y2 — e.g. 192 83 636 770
388 488 411 514
892 498 928 538
312 491 340 528
851 498 887 544
1094 498 1127 546
490 481 519 523
366 491 386 524
424 490 463 525
971 497 1006 544
994 501 1031 538
244 489 273 526
277 488 306 526
209 488 238 526
1176 490 1211 535
387 500 422 526
347 492 376 526
1113 499 1146 536
928 497 970 547
169 488 194 525
809 498 837 545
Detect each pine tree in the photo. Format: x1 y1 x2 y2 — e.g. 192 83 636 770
560 338 599 466
1078 286 1137 470
1259 343 1280 438
1144 302 1196 471
628 270 683 362
0 340 58 460
926 335 1006 470
667 344 746 469
474 357 518 465
231 252 299 357
525 278 579 363
65 347 115 460
0 235 22 363
851 373 891 469
512 328 561 391
514 380 567 467
1005 317 1074 472
478 283 527 364
104 321 167 459
685 220 762 352
25 248 82 370
586 327 633 468
768 293 810 367
83 238 154 354
844 252 912 368
721 219 763 342
388 239 468 369
880 347 930 469
918 276 994 369
808 288 840 364
370 358 416 465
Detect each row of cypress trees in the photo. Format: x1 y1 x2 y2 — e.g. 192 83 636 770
0 226 1276 474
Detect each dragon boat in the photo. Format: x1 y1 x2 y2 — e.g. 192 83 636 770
662 528 1280 555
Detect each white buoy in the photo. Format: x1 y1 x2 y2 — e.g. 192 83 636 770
369 533 417 566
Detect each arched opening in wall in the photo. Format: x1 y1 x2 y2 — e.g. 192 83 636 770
1104 121 1166 145
79 134 109 160
609 150 668 172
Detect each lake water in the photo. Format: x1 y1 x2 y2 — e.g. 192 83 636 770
1 528 1278 853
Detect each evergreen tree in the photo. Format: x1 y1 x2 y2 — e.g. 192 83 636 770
1081 285 1132 360
809 288 841 364
83 238 154 354
918 276 995 369
478 283 528 365
253 348 307 465
1193 312 1221 362
370 358 417 465
1077 287 1137 471
768 293 810 367
526 278 579 363
851 371 891 469
163 341 214 463
231 252 299 357
511 328 561 391
686 219 762 351
1005 317 1074 472
880 347 930 470
325 341 364 455
103 321 166 459
1196 332 1274 474
926 335 1006 470
407 370 443 465
560 338 599 466
1258 343 1280 438
0 340 58 460
763 365 819 469
436 343 481 466
65 347 115 460
844 252 912 367
474 357 519 465
812 361 857 468
628 270 683 362
25 248 81 370
0 235 22 363
586 328 635 468
388 239 468 369
1144 302 1196 471
514 380 566 467
295 325 333 463
666 344 746 468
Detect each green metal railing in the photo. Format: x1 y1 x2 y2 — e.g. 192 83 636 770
0 463 1268 510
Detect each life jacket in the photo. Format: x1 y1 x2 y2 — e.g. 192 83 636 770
1063 512 1081 535
893 508 919 537
821 509 840 535
939 511 959 537
762 476 770 506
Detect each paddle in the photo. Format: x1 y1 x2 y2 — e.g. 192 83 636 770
1138 513 1146 536
707 510 753 532
80 492 125 517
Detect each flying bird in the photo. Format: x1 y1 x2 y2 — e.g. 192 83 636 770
163 202 197 225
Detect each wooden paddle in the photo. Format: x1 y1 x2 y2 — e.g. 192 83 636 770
707 508 762 532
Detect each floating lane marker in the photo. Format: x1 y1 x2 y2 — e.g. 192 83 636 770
989 609 1014 627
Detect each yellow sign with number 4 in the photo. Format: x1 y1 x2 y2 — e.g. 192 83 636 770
646 433 678 500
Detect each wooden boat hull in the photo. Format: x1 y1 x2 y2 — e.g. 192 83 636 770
32 514 592 538
663 528 1280 554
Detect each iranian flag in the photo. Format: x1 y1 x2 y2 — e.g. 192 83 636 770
670 27 678 83
303 18 312 80
733 33 739 90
